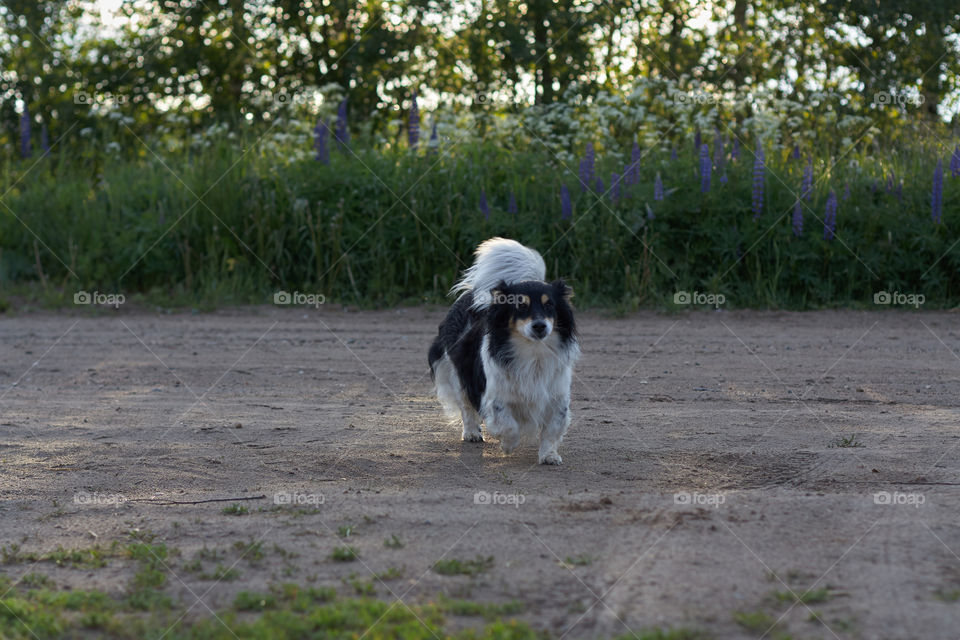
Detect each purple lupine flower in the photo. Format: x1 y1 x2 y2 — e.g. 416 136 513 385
670 147 678 162
313 119 330 164
895 180 903 203
752 141 765 220
713 133 724 170
823 190 838 240
334 98 350 149
584 143 595 187
694 128 701 153
408 91 419 149
19 108 31 159
932 159 944 224
720 171 728 185
578 158 589 191
792 143 800 160
801 158 813 201
871 179 878 193
479 188 490 219
611 172 620 203
561 184 572 220
951 145 960 178
595 177 604 193
699 143 711 193
792 199 803 236
654 173 664 201
842 182 850 201
731 137 740 161
40 124 50 156
508 191 517 214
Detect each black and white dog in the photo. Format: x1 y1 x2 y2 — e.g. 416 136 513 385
428 238 580 464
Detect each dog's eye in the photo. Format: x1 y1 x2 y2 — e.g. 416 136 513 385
544 299 554 309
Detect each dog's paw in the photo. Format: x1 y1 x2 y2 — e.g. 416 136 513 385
539 451 562 465
462 432 484 443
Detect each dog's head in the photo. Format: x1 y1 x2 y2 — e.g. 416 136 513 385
487 279 576 344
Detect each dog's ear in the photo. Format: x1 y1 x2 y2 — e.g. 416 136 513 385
551 279 573 302
489 280 509 305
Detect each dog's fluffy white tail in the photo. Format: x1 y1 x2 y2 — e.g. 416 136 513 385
451 237 546 309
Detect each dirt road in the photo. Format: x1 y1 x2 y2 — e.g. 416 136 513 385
2 307 959 638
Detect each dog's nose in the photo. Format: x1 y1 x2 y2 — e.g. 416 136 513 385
531 321 547 338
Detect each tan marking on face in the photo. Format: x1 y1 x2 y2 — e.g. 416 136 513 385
541 293 549 304
512 316 534 338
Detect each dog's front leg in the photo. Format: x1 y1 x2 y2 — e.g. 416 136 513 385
537 399 570 465
482 401 522 454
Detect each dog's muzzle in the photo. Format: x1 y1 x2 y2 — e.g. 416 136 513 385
529 320 549 340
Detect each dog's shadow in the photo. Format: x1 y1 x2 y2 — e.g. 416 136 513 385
455 438 546 471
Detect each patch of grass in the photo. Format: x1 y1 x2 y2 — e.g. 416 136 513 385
233 539 265 563
234 590 278 611
829 435 864 448
561 554 592 567
19 573 54 589
808 611 855 632
733 610 779 633
375 567 405 581
934 588 960 602
272 543 298 560
0 580 548 640
199 563 240 581
384 534 404 549
443 598 525 620
222 503 250 516
270 583 337 612
433 555 495 576
347 575 376 596
331 546 359 562
769 587 832 605
181 557 203 573
7 544 121 569
338 525 355 538
125 588 174 612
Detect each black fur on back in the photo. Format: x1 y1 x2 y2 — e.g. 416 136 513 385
428 292 487 411
429 280 577 413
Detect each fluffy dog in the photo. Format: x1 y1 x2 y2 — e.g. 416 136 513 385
428 238 580 464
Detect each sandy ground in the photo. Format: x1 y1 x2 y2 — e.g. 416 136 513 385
2 306 960 639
